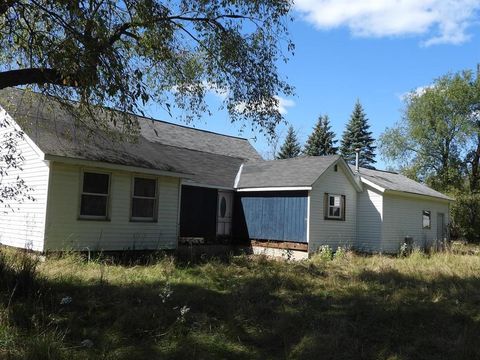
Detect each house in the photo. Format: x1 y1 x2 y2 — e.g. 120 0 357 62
0 88 258 252
233 156 451 258
354 166 452 253
0 89 452 256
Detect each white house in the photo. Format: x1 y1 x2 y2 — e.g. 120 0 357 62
0 89 452 255
234 156 451 258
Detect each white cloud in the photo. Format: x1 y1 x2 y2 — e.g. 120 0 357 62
234 95 295 115
170 81 229 100
295 0 480 45
398 84 434 101
275 96 296 115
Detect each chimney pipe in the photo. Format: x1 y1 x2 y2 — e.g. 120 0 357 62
355 148 361 172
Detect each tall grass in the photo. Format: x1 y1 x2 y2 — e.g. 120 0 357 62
1 245 480 359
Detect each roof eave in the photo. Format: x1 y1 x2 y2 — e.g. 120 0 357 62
384 189 453 203
236 186 312 192
44 154 190 178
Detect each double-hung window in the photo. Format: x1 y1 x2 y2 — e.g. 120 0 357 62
422 210 431 229
80 172 110 219
131 177 157 221
324 193 345 220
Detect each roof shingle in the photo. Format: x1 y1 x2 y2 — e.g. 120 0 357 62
0 88 260 188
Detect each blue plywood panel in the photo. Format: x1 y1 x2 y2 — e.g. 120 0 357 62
236 191 307 243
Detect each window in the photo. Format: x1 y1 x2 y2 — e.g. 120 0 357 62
131 177 157 221
80 172 110 219
325 193 345 220
422 210 431 229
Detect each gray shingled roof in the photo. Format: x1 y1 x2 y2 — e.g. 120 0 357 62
0 88 259 188
236 155 341 188
353 166 453 201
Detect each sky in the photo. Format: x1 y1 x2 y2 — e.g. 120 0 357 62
147 0 480 169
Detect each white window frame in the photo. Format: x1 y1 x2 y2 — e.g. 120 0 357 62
79 170 111 220
422 210 431 229
325 193 345 221
130 176 158 222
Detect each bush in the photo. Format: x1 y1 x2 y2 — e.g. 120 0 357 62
450 192 480 243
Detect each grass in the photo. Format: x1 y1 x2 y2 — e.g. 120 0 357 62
1 245 480 359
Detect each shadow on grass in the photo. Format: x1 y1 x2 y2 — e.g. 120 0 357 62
2 255 480 360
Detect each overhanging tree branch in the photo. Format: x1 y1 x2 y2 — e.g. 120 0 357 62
0 68 78 89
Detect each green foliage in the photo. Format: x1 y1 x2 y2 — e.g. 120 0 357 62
316 244 333 261
378 68 480 242
450 192 480 243
340 100 376 168
379 70 477 192
303 114 338 156
0 0 294 137
276 125 301 159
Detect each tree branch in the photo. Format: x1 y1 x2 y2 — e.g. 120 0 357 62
0 68 78 89
0 0 15 16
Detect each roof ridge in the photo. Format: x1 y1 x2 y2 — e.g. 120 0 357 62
259 154 340 164
352 164 399 175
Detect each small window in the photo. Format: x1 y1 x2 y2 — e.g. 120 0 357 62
334 164 338 172
325 193 345 220
80 172 110 219
131 177 157 221
422 210 431 229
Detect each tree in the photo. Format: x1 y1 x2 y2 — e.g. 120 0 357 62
0 0 294 206
303 114 338 156
276 125 301 159
0 0 293 135
379 71 477 192
379 69 480 242
340 100 376 169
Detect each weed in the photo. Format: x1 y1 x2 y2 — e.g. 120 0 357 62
1 245 480 359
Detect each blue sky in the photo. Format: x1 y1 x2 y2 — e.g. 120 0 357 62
147 1 480 169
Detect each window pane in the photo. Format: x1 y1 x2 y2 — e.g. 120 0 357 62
83 172 109 194
329 196 335 206
132 198 155 218
134 178 156 197
423 211 431 228
80 195 107 216
329 207 340 217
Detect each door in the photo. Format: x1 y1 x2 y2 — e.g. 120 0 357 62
437 213 446 241
217 191 233 236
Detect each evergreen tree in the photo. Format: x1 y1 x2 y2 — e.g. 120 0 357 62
276 126 301 159
340 100 376 169
303 115 338 156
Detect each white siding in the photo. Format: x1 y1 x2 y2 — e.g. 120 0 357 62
0 110 49 251
381 193 450 253
45 162 180 251
308 164 358 253
356 185 383 252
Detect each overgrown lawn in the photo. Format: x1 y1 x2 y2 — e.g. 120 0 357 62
1 245 480 359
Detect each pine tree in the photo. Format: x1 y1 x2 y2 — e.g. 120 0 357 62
303 115 338 156
340 100 376 169
276 126 301 159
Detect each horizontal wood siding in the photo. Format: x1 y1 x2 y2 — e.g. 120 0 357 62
44 162 180 251
0 112 49 252
381 193 450 253
356 185 383 252
234 191 307 243
309 164 357 253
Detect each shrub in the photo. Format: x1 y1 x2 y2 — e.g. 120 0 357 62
317 245 333 261
450 192 480 243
